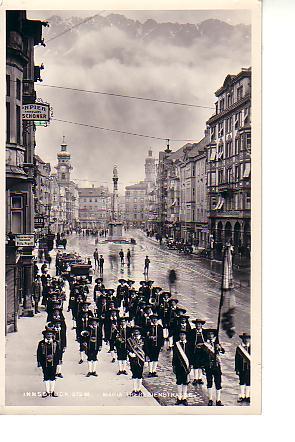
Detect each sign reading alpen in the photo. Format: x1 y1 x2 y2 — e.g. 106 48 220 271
22 103 50 121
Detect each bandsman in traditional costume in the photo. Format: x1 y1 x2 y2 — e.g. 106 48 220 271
106 309 119 362
172 312 191 343
235 333 251 403
127 327 146 396
189 319 206 385
144 314 164 377
202 329 225 406
37 328 61 398
47 318 67 378
76 301 94 364
93 277 105 302
172 330 193 405
114 316 130 375
158 291 171 340
81 316 103 377
167 298 179 350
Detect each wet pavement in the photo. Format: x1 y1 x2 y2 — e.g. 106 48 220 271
64 229 250 407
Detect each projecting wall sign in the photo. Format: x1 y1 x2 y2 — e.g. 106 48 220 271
22 103 50 121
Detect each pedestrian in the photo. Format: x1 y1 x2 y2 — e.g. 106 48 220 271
99 255 104 275
144 255 150 276
93 248 99 268
81 316 102 377
168 269 177 294
202 328 225 406
119 249 124 265
127 327 145 396
190 319 206 385
32 275 42 314
172 330 193 406
126 249 131 266
235 333 251 403
37 328 61 398
144 314 164 377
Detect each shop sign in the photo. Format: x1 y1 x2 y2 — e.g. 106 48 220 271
15 234 35 247
22 103 50 121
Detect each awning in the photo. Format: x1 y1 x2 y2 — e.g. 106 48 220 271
213 197 224 210
243 162 251 178
210 149 216 161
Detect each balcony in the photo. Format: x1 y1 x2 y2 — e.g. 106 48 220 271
217 182 236 194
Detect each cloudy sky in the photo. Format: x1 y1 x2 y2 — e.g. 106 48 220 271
27 10 251 193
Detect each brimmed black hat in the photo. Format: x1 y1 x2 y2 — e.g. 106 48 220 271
95 278 103 283
146 280 154 286
107 289 115 295
192 319 206 325
127 280 135 285
42 328 55 336
168 298 178 304
82 301 91 306
118 279 126 284
179 315 190 320
176 307 187 314
204 328 217 337
239 332 251 339
131 326 141 333
139 281 147 285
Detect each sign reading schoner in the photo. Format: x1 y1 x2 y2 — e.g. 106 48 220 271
22 103 50 121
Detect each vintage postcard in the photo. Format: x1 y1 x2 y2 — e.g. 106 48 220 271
0 0 261 415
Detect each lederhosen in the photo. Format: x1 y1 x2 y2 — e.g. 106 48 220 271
172 341 192 385
37 340 60 381
190 329 206 369
84 324 103 361
115 327 128 360
108 318 118 351
235 345 251 386
127 337 145 379
144 324 164 361
202 341 223 390
77 313 93 350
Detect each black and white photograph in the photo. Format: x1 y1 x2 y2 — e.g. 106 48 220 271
3 0 261 414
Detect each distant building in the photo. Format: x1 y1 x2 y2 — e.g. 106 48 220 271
206 68 251 257
78 185 111 229
125 181 147 227
54 138 79 231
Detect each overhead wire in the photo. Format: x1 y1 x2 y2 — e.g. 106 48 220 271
52 118 198 143
36 83 215 110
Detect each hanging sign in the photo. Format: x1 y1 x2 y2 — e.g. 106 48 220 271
15 234 35 247
22 103 50 121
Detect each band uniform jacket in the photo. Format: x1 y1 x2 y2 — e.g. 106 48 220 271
127 336 145 367
235 344 251 375
83 324 103 354
144 324 164 360
189 328 206 367
202 341 225 372
172 340 193 376
37 340 61 368
76 311 94 338
172 319 192 342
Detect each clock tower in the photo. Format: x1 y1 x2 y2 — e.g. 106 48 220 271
56 136 72 183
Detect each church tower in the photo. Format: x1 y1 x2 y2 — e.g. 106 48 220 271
56 136 72 184
144 149 156 185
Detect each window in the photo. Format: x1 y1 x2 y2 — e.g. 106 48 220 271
16 79 21 100
235 165 240 181
234 138 240 155
229 116 233 132
6 102 10 143
89 198 92 202
210 126 216 141
237 85 243 101
245 192 251 209
218 169 224 184
6 75 10 96
11 195 24 234
227 94 232 107
16 105 21 144
219 98 225 112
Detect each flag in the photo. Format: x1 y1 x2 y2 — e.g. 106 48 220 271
217 244 236 338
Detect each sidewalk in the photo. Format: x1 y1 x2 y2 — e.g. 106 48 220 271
5 261 158 407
